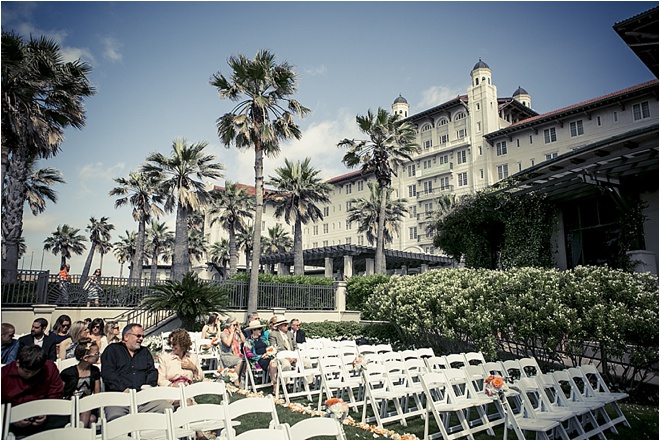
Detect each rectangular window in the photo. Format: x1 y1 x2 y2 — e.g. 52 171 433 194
423 180 433 194
323 224 329 234
312 242 318 248
323 240 328 247
597 116 601 126
613 111 618 122
518 162 522 172
529 135 533 144
424 140 432 149
407 164 416 177
458 172 468 187
408 185 417 197
497 164 509 180
357 235 364 246
313 225 319 235
409 227 418 240
345 237 351 245
409 205 417 219
480 169 484 179
424 202 433 213
543 127 557 143
516 139 520 148
346 201 352 211
345 183 352 194
357 180 364 191
346 220 352 230
423 159 432 169
457 129 465 139
439 154 449 164
476 122 481 132
456 150 467 164
569 120 584 137
440 134 449 144
440 176 449 190
633 101 650 120
323 207 329 216
545 152 558 161
496 141 507 156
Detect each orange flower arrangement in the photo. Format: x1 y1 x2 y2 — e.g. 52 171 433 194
484 374 508 397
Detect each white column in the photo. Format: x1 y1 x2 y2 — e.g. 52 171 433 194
421 264 429 273
365 258 375 275
334 281 346 312
324 257 333 278
343 255 353 279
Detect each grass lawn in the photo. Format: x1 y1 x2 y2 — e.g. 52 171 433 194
196 384 659 440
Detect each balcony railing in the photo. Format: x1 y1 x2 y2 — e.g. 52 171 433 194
420 162 452 177
416 186 454 200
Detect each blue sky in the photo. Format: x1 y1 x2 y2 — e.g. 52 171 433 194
2 1 656 277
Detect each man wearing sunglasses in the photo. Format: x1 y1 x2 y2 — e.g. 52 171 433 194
100 323 172 421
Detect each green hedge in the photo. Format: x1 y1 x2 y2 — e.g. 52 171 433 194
229 273 334 286
301 320 402 348
360 266 658 395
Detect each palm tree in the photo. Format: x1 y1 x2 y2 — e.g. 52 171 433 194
113 231 136 279
187 229 208 266
96 239 113 274
188 210 205 234
347 182 408 251
109 171 164 281
267 158 332 275
211 49 310 312
43 224 87 268
23 161 65 216
80 216 114 283
142 139 224 281
236 224 254 273
207 182 255 277
1 31 95 281
262 224 293 274
425 194 461 240
209 239 230 279
145 220 174 284
339 108 419 273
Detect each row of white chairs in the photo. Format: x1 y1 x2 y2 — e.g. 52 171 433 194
2 391 344 440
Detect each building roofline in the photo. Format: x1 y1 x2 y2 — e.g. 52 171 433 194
484 79 659 138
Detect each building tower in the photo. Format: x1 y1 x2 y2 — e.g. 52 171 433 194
467 59 500 191
392 94 409 118
513 86 532 109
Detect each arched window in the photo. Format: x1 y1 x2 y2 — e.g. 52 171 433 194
421 123 432 132
455 112 466 120
438 118 448 126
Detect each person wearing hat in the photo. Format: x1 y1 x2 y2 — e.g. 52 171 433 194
219 317 245 386
267 316 298 374
243 320 278 389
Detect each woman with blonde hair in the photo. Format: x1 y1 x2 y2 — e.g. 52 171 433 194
59 321 90 360
100 321 121 353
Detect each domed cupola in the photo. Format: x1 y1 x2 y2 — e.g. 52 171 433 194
512 85 532 108
470 58 492 87
472 58 490 71
391 94 409 118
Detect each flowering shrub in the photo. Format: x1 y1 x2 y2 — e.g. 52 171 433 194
361 266 658 394
142 335 163 354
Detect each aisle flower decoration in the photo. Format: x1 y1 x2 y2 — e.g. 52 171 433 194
324 397 350 421
352 355 366 373
484 374 508 398
215 367 239 384
265 345 277 357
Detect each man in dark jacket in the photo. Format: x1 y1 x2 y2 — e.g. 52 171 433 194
18 318 57 361
289 318 306 347
101 323 172 420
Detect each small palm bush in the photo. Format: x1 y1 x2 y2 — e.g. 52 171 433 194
141 272 229 330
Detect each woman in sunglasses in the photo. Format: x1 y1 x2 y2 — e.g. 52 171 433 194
60 338 101 428
87 318 105 354
51 315 72 359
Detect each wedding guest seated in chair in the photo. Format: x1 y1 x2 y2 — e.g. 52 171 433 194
244 320 278 388
219 317 245 387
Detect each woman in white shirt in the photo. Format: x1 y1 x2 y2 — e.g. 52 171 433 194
157 328 203 388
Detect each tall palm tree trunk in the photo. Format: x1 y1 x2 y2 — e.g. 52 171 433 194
150 245 159 284
99 252 105 273
228 228 237 276
131 217 146 282
172 203 190 281
119 262 124 279
249 147 264 312
376 183 388 274
293 217 304 275
80 247 96 284
1 149 30 282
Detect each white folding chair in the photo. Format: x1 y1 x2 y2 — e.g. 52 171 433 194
224 397 282 439
76 391 135 428
482 360 507 378
381 351 403 364
398 349 419 361
384 360 425 419
360 363 409 428
317 356 361 412
444 353 466 369
362 353 383 365
57 357 79 372
463 351 486 366
182 380 229 406
160 332 172 353
442 368 497 436
321 340 339 350
424 355 449 372
337 340 357 349
171 403 230 439
578 364 630 428
416 347 435 359
195 338 219 375
374 343 393 354
100 408 173 440
233 426 289 440
274 350 313 403
3 398 76 439
23 423 97 440
133 385 184 409
551 370 610 436
518 357 543 378
356 344 377 355
243 346 272 394
287 416 346 439
502 359 524 382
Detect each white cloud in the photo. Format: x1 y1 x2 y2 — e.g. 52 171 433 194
414 85 464 113
102 36 123 62
304 65 327 76
76 162 126 197
61 46 95 64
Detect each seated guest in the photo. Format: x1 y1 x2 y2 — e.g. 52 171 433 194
1 346 66 438
60 338 101 428
244 320 278 388
88 318 105 349
18 318 57 362
219 317 245 386
268 316 297 370
243 312 260 339
1 323 20 365
50 315 72 357
100 321 121 353
157 328 203 388
289 318 306 348
101 323 172 421
59 321 90 360
201 313 220 340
